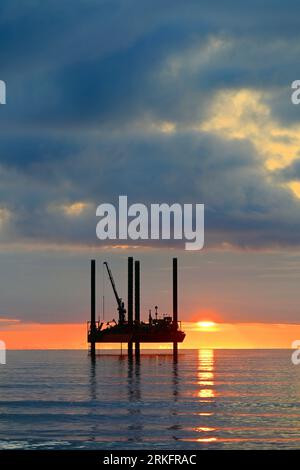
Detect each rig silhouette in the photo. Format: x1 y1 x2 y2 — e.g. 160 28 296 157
87 257 185 358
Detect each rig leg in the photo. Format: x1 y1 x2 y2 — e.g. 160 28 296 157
173 342 178 360
90 343 96 360
128 341 133 357
135 342 140 358
90 259 96 360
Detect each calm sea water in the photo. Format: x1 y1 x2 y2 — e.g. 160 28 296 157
0 349 300 450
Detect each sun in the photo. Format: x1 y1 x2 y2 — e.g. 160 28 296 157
197 321 216 330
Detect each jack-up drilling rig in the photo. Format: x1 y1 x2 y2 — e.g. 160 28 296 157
87 257 185 357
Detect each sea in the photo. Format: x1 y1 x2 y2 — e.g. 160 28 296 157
0 349 300 450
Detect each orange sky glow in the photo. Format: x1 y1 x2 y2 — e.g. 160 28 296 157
1 321 300 349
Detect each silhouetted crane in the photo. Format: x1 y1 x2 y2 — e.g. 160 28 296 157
103 262 126 324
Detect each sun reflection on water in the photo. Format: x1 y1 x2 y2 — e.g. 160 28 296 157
197 437 218 443
197 349 216 400
194 349 218 444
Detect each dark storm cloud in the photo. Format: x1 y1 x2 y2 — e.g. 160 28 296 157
0 1 300 249
275 158 300 181
1 0 300 126
0 130 299 249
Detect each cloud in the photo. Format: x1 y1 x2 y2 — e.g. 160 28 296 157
0 126 299 250
1 1 300 128
0 1 300 251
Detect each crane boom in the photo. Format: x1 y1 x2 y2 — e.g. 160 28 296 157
103 262 126 324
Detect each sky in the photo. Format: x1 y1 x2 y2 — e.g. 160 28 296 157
1 1 300 348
